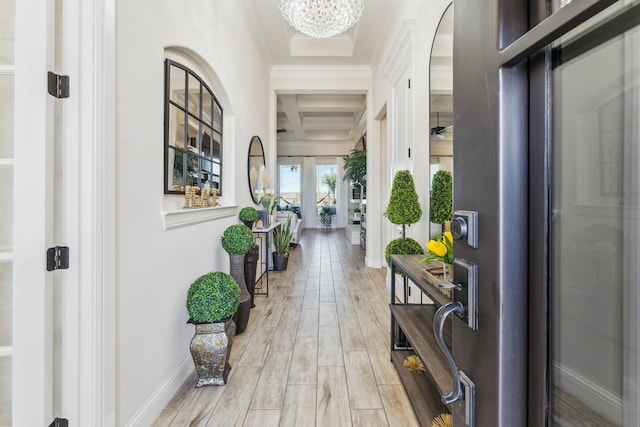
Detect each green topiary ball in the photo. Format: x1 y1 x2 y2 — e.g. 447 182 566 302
186 272 241 323
385 170 422 226
385 237 424 268
239 206 258 222
221 224 254 255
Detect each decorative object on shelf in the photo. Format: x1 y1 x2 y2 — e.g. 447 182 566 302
221 224 255 334
183 186 220 208
431 413 453 427
186 271 240 387
239 206 258 229
255 188 275 227
420 231 454 278
403 355 426 373
272 215 292 271
256 210 269 228
430 170 453 233
279 0 364 39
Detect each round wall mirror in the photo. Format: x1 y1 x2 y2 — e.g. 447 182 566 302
248 136 266 204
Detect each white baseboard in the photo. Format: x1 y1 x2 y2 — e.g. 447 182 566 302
124 354 194 427
553 361 622 424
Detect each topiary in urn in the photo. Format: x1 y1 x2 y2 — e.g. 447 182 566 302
385 170 422 238
221 224 254 334
384 237 424 270
238 206 258 229
186 271 240 387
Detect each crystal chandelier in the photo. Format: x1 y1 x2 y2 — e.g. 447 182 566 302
280 0 364 39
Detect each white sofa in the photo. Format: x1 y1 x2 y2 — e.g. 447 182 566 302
276 211 302 245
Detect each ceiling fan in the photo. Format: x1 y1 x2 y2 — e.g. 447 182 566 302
430 112 453 139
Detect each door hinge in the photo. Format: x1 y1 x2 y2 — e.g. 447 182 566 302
408 78 411 89
49 418 69 427
47 246 69 271
408 148 411 158
48 71 70 98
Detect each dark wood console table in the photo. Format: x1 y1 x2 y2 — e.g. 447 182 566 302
389 254 453 425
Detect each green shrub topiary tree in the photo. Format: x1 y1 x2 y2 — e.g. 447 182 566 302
239 207 258 222
430 170 453 231
186 272 241 323
384 237 424 268
385 170 422 238
221 224 254 255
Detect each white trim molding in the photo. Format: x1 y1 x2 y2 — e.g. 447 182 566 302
124 355 194 427
382 20 416 86
553 361 623 424
161 205 238 230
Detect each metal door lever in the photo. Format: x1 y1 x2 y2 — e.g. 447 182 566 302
433 301 465 405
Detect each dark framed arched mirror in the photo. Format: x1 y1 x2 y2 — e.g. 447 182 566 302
248 136 266 204
429 3 454 237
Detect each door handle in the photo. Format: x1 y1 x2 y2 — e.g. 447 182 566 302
433 301 465 405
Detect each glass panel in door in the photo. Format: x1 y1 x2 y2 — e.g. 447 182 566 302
316 164 337 228
551 21 639 426
279 163 301 217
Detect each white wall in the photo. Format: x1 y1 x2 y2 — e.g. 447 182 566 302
115 1 270 424
369 0 454 268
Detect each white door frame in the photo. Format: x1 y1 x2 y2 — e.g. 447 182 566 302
13 0 55 424
60 0 117 425
20 0 117 425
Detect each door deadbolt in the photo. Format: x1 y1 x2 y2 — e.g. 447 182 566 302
451 217 468 240
452 210 478 248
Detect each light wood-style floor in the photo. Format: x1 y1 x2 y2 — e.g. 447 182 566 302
153 229 420 427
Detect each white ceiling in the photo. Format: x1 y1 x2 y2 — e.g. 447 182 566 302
239 0 453 150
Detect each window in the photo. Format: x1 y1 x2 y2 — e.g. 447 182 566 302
164 59 223 195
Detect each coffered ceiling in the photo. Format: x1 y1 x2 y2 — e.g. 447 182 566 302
238 0 453 151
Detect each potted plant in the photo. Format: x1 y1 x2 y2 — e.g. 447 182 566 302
272 215 292 271
384 170 424 302
238 206 258 229
353 206 361 221
186 271 240 387
430 170 453 233
342 148 367 185
385 170 422 238
221 224 254 334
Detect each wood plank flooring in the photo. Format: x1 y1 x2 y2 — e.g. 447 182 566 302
153 229 420 427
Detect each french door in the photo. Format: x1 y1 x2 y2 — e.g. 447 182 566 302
451 0 640 425
2 0 57 425
537 3 640 425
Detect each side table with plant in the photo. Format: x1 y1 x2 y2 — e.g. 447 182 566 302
186 271 240 387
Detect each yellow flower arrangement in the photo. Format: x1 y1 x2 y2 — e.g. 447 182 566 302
420 231 453 265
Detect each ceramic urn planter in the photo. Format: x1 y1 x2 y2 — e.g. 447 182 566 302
190 318 236 387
